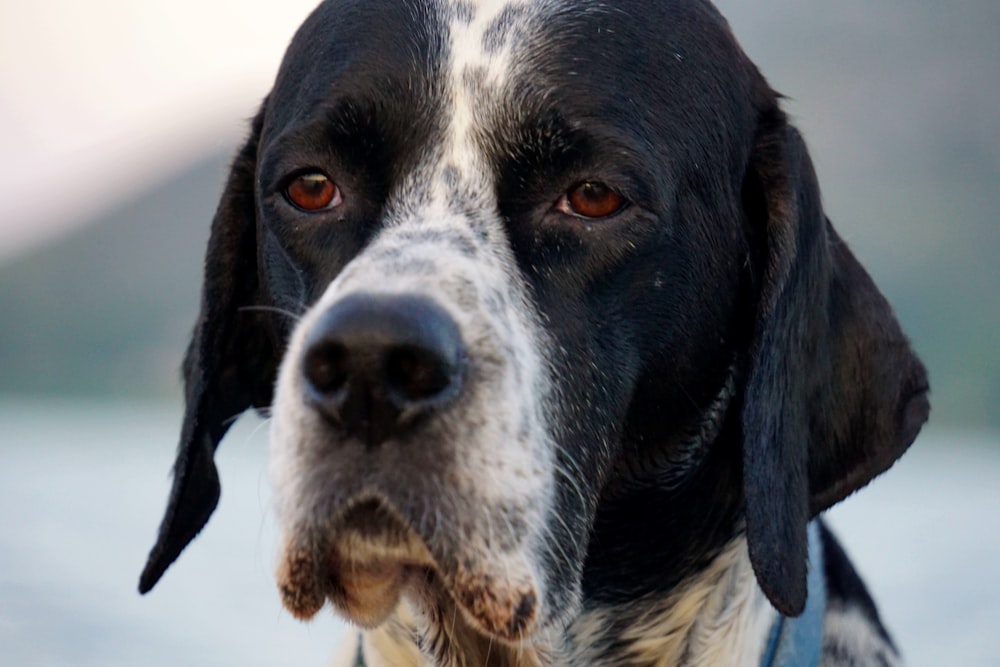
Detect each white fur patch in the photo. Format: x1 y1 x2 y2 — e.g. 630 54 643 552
424 0 536 217
564 539 776 667
822 604 902 667
446 0 524 138
268 0 563 647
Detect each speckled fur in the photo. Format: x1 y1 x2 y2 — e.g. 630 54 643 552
270 0 562 645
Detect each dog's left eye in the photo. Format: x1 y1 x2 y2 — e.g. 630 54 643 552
556 182 626 219
284 173 342 212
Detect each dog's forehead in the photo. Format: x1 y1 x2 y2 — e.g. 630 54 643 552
442 0 534 128
263 0 757 197
266 0 665 134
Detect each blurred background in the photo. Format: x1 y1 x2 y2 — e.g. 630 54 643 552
0 1 997 665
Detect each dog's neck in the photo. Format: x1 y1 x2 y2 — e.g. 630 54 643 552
349 373 776 667
564 537 776 667
561 368 778 665
581 366 747 603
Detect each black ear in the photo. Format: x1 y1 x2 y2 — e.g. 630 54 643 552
740 102 929 616
139 102 279 594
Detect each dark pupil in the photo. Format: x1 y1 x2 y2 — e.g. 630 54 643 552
581 183 607 201
300 176 328 197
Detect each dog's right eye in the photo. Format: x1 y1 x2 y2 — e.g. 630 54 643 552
285 173 342 212
556 181 627 219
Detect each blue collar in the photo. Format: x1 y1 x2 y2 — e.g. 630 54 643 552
760 522 827 667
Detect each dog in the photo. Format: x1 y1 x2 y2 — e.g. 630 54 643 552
139 1 930 665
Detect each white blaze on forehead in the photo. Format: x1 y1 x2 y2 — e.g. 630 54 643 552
436 0 532 198
446 0 528 95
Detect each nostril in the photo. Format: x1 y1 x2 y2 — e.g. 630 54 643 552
303 341 350 396
385 344 455 403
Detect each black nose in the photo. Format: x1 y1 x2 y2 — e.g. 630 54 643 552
301 293 466 446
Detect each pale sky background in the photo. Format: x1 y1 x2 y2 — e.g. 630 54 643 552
1 0 996 297
0 0 322 260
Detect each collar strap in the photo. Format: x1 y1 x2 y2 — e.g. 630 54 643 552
760 521 827 667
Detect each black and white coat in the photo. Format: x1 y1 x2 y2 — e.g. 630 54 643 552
140 1 930 665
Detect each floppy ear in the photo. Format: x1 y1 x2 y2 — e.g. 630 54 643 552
740 102 929 616
139 102 280 594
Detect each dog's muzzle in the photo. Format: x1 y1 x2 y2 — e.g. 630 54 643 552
270 280 550 641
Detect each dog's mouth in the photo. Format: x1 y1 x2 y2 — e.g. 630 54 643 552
276 499 434 627
275 497 542 641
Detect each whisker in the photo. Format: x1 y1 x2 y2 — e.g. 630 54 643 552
220 402 275 427
245 413 273 441
483 636 493 666
238 304 304 322
222 411 246 427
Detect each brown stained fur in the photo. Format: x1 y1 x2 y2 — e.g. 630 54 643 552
453 578 538 641
276 540 326 621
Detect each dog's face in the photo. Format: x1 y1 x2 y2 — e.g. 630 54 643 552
140 0 929 653
263 0 760 639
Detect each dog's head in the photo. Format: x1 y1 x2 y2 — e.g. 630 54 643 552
140 0 928 646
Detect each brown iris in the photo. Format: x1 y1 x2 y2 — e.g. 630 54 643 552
559 182 626 219
285 173 341 211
